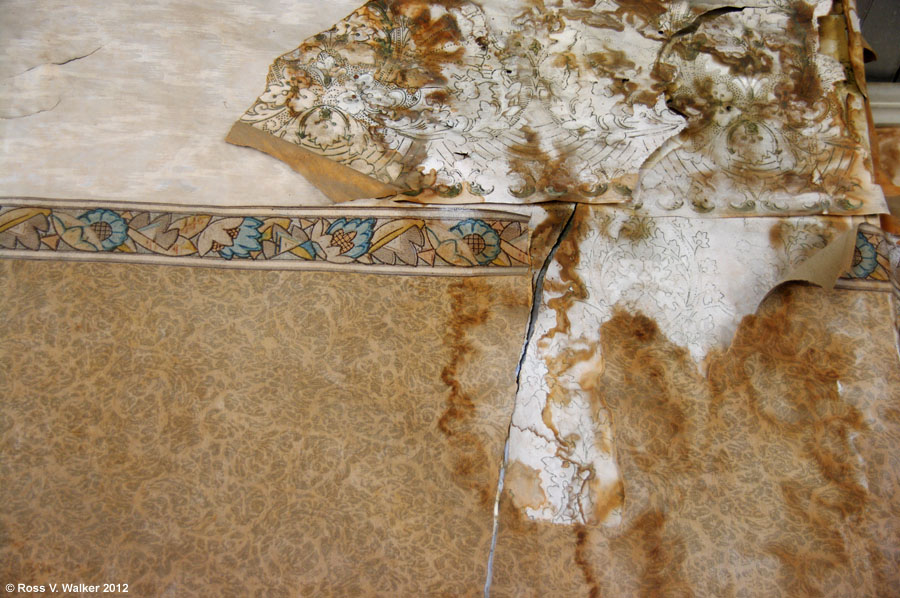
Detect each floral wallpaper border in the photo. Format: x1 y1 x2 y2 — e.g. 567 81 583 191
836 222 900 343
0 201 531 275
837 223 899 290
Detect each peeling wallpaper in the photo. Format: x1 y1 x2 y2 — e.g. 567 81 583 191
494 285 900 597
231 0 886 214
510 206 863 526
1 0 900 596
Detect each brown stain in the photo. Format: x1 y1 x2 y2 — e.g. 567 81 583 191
617 511 693 598
505 460 548 511
559 8 627 33
383 0 468 88
574 525 602 598
341 0 473 184
601 287 866 593
552 50 579 71
611 0 668 24
587 47 635 75
536 341 611 504
560 0 668 37
496 286 900 595
768 220 786 251
664 75 718 136
876 127 900 187
656 3 856 206
506 127 583 202
283 70 325 118
589 478 624 524
672 31 775 79
542 345 603 401
584 47 659 106
768 3 825 129
666 5 818 117
437 277 526 508
599 310 696 473
354 2 470 182
619 215 655 242
497 491 534 536
425 89 450 106
541 204 589 341
725 290 866 573
529 204 574 276
707 290 867 520
532 207 610 522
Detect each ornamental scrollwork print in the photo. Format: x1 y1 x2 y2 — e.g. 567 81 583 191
635 2 883 215
234 0 689 204
232 0 884 215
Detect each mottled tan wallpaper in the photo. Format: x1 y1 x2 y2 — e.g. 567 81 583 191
0 260 532 596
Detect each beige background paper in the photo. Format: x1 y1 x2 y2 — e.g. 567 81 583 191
0 0 364 206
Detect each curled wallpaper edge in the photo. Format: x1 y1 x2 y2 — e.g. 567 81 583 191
226 121 401 203
771 224 860 292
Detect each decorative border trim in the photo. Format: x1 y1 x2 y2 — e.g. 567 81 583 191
834 222 900 350
837 223 899 291
0 199 531 275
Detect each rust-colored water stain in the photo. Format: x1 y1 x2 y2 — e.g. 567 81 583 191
574 524 602 598
531 206 601 513
500 284 898 595
425 88 450 106
611 0 668 24
650 1 869 209
505 460 548 511
561 0 668 37
589 478 624 524
769 220 787 248
607 287 867 592
437 277 527 507
875 127 900 190
541 204 589 341
394 1 466 86
529 204 575 279
770 3 824 127
559 7 628 33
344 0 470 93
506 127 583 202
584 47 661 105
674 31 775 78
613 510 693 598
437 278 492 506
601 310 696 474
619 215 655 242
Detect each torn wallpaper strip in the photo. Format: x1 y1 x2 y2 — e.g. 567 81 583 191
229 0 886 215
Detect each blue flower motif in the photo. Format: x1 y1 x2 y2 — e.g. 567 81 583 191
851 232 878 278
326 217 375 258
78 209 129 251
450 218 501 264
197 216 264 259
219 218 263 259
